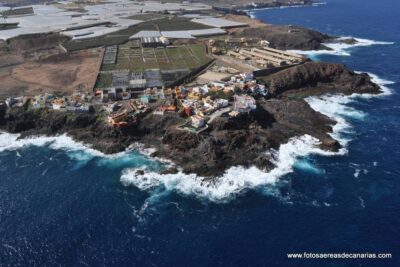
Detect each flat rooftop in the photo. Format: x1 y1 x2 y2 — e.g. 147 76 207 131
191 18 248 29
162 28 227 39
129 30 162 40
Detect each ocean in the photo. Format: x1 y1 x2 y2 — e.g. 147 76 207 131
1 0 399 266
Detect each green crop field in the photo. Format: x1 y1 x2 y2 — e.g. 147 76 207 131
0 23 19 30
95 44 213 88
187 44 212 65
124 13 166 21
109 44 212 72
95 72 112 88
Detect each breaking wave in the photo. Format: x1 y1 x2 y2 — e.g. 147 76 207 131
0 132 162 170
121 72 394 202
290 37 395 57
121 135 332 202
247 2 326 18
362 72 394 96
1 132 96 155
120 91 361 202
0 73 393 202
305 71 394 145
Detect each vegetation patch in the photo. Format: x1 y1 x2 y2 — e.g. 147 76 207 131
110 44 212 72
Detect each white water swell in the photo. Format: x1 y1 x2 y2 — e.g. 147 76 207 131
0 73 394 202
247 2 326 19
0 132 161 169
289 37 395 57
120 72 395 202
361 72 395 96
0 132 123 157
121 135 325 202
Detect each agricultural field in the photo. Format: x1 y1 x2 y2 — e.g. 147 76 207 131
96 44 212 89
95 72 112 89
101 43 212 72
124 13 166 21
0 23 19 30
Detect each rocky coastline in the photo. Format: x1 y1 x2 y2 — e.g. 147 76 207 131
222 14 359 51
214 0 315 14
0 62 382 178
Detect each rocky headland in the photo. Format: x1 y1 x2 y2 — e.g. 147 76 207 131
0 62 382 178
224 14 359 51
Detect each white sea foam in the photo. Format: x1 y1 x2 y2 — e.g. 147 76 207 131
0 132 154 163
0 132 102 156
121 71 395 202
121 135 327 202
304 71 394 147
246 1 324 18
305 95 359 150
312 2 327 6
361 72 395 96
0 72 393 202
290 37 395 57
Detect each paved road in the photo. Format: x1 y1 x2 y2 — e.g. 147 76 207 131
207 107 231 124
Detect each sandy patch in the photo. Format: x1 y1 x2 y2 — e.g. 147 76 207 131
0 48 103 98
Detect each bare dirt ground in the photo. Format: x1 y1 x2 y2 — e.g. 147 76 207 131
195 71 233 84
223 14 268 34
0 48 103 99
0 54 24 68
224 14 267 28
213 55 257 72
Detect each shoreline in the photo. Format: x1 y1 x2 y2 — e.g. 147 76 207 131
0 62 384 179
0 1 394 196
0 71 390 201
221 0 316 14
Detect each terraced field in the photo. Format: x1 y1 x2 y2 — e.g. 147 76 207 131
96 43 212 88
105 43 211 72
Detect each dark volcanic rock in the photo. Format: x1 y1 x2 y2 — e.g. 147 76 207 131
261 99 334 135
0 62 383 178
240 25 333 50
0 103 6 123
260 99 340 152
3 107 37 133
261 62 381 97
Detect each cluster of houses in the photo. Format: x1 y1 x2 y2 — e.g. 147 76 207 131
3 71 264 133
228 73 268 95
4 92 94 113
106 99 150 128
149 72 262 131
181 97 229 116
194 72 268 96
31 93 94 113
94 87 167 103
